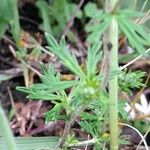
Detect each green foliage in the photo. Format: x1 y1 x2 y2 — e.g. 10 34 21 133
85 6 150 55
85 12 111 43
0 104 17 150
133 120 150 134
118 100 129 120
84 2 102 18
119 70 145 94
15 1 150 149
45 104 63 122
0 136 59 150
17 33 104 127
36 0 82 38
36 0 52 33
117 9 150 55
87 42 102 77
79 96 109 138
45 33 86 79
16 28 147 148
17 64 78 101
0 0 20 41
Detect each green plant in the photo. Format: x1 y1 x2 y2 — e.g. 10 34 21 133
119 70 145 94
0 105 17 150
16 0 150 150
16 34 147 149
0 0 20 43
17 33 103 149
36 0 82 40
85 0 149 149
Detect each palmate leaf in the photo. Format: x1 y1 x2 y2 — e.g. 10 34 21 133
40 63 60 84
45 104 63 122
117 10 150 55
87 42 102 77
132 24 150 45
85 14 111 43
120 18 150 45
84 2 102 18
17 80 78 94
27 92 60 100
79 121 95 137
45 33 85 79
118 9 143 18
117 17 148 55
28 93 58 100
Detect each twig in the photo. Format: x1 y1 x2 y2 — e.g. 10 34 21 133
30 121 60 135
21 59 42 77
2 36 16 47
62 0 85 38
9 45 17 58
136 127 150 150
7 86 20 120
119 48 150 70
119 123 149 150
68 138 97 148
85 134 90 150
27 101 43 132
140 0 148 13
20 16 38 26
0 68 22 77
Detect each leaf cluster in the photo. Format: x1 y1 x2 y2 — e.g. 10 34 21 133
86 8 150 55
36 0 82 39
119 70 145 94
17 33 103 123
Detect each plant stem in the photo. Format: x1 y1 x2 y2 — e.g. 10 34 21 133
108 17 119 150
68 138 97 147
104 1 119 149
0 104 17 150
55 105 87 149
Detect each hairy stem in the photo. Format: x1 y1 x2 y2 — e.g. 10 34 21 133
108 17 119 150
104 0 119 149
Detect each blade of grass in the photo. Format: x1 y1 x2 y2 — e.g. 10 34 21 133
0 136 59 150
0 105 17 150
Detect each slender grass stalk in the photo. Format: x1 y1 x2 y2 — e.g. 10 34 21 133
10 0 20 44
108 17 119 150
0 104 17 150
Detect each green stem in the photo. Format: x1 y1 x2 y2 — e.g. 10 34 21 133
0 104 17 150
55 105 87 149
108 17 119 150
104 1 119 149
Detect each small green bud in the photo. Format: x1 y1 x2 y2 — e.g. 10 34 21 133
83 86 96 99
